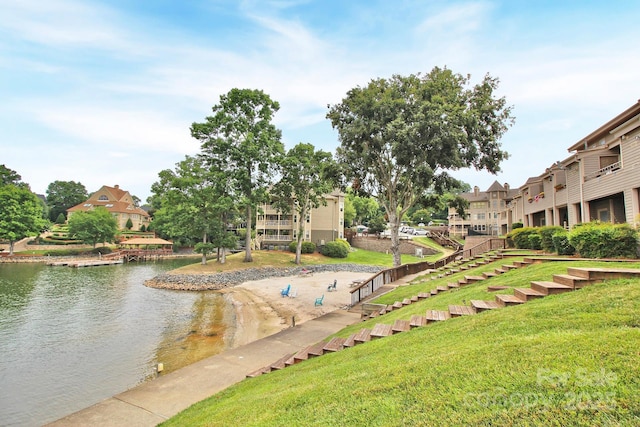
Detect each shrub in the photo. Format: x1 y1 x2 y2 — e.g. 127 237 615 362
552 230 575 255
511 222 524 229
539 226 564 253
288 241 316 254
320 241 349 258
334 238 351 251
507 227 540 249
528 233 542 250
568 222 639 258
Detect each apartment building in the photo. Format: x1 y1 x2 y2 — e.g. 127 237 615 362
255 190 345 248
451 100 640 236
448 181 519 237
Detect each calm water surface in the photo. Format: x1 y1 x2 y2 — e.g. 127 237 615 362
0 259 233 427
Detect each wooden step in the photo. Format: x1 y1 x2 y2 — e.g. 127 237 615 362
426 310 451 322
437 285 449 292
566 267 640 280
417 292 430 299
323 337 346 352
409 315 427 328
514 287 546 301
513 260 531 268
447 282 460 289
343 333 357 348
552 273 591 289
270 353 296 370
368 310 380 318
448 305 475 317
459 265 469 270
392 301 403 310
487 285 510 291
494 294 526 307
308 341 327 357
464 275 485 284
392 319 411 333
530 281 573 296
483 272 499 279
371 323 393 339
495 268 507 274
386 305 395 313
246 366 270 378
471 299 502 312
402 298 412 306
411 295 419 302
290 345 313 364
353 328 372 344
430 289 439 296
502 264 518 271
467 263 478 268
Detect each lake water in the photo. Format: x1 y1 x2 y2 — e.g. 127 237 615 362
0 259 233 427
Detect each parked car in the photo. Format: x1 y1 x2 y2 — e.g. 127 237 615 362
413 229 430 236
403 227 414 234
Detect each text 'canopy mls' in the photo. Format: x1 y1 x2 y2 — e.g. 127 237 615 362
327 67 514 267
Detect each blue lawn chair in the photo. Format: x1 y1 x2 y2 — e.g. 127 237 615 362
315 294 324 306
281 284 291 297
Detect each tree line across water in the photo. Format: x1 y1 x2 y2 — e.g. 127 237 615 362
1 67 514 264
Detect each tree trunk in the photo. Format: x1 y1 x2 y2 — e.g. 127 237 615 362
201 232 207 265
387 211 402 267
8 240 14 256
244 204 253 262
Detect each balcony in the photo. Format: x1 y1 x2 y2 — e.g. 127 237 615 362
264 220 292 226
584 160 622 181
262 235 293 242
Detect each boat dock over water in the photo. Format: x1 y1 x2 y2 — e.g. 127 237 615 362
47 259 124 267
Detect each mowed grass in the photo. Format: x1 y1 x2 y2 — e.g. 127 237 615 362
161 259 640 426
173 246 442 274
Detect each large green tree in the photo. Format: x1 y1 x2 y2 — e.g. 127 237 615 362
0 185 48 254
327 67 514 266
150 155 237 265
45 180 88 222
0 164 26 188
191 88 284 262
67 207 118 247
271 143 338 264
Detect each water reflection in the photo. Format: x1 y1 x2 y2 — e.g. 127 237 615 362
0 259 231 427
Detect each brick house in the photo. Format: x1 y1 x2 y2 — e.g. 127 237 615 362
67 185 150 231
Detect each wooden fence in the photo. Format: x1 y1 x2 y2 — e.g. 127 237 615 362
348 237 506 306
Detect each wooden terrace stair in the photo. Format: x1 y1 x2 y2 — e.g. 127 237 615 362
247 257 640 378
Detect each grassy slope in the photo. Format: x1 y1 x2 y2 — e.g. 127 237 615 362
162 260 640 426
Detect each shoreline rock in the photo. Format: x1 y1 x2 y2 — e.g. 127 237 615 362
144 264 385 291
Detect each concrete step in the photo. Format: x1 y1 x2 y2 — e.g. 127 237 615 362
471 299 502 312
530 281 573 296
495 294 526 307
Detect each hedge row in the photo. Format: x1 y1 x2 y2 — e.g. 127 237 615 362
507 222 638 258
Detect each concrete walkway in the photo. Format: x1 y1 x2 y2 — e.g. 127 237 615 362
46 310 361 427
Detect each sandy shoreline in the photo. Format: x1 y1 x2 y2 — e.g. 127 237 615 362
222 271 372 346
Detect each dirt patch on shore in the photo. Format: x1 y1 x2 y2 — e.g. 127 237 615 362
222 271 371 346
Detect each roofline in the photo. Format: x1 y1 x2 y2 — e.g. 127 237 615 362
568 100 640 152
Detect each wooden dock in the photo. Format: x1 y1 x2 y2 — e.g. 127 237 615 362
47 259 124 267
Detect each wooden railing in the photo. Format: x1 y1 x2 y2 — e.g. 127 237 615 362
349 250 461 306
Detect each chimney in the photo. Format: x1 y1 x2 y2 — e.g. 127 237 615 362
504 183 510 191
114 185 119 189
474 186 479 196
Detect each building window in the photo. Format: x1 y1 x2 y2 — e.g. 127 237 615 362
99 195 108 201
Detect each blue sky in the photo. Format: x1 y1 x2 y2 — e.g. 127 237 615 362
2 0 639 202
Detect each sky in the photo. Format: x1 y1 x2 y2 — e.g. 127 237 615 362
2 0 640 203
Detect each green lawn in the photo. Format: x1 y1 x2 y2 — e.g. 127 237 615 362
161 258 640 426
